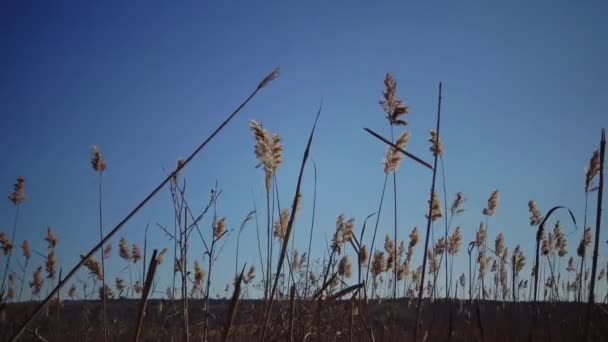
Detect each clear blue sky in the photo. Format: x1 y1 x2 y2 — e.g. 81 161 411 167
1 0 607 300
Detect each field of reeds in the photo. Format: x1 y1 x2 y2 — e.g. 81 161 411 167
0 68 607 341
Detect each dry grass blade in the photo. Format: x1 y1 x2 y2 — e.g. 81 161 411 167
312 273 338 301
326 282 364 302
133 249 158 342
10 67 279 342
364 128 433 170
222 265 246 342
260 101 322 341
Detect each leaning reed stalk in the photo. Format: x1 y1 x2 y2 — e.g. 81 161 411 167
260 102 321 341
9 67 279 342
133 249 158 342
414 82 442 342
584 128 605 340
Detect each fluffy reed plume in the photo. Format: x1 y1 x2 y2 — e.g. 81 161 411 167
475 222 487 247
450 192 466 216
528 200 543 226
426 191 443 221
428 129 444 156
45 226 58 249
91 146 107 172
338 255 353 279
29 266 43 296
103 244 112 259
598 268 605 281
566 257 577 273
292 249 302 270
482 190 499 216
1 235 13 255
554 221 568 257
448 227 462 255
68 284 77 299
428 249 439 274
459 273 466 288
193 260 206 292
273 209 290 242
478 254 490 277
133 281 143 295
214 217 226 240
585 149 600 192
257 67 280 90
115 277 126 295
577 227 592 258
359 245 369 266
383 130 410 174
409 226 420 248
379 73 409 126
249 120 283 192
384 234 395 256
245 265 256 284
45 249 56 279
83 256 103 280
495 233 505 257
99 285 114 300
435 237 446 255
371 251 387 278
119 237 130 261
156 248 168 265
131 243 142 263
491 260 498 273
512 245 526 274
8 176 27 205
331 214 355 253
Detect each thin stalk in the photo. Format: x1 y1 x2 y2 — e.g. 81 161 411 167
97 173 107 342
391 125 398 300
584 128 605 340
251 191 266 293
304 162 317 298
414 82 442 342
441 157 449 297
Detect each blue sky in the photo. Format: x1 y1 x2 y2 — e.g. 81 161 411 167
1 0 607 300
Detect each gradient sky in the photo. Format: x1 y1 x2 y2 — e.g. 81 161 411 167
1 0 607 300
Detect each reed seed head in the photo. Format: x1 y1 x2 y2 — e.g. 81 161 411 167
475 222 487 247
83 256 103 280
91 146 107 172
131 243 142 264
585 149 600 192
371 251 387 278
528 200 543 227
495 233 505 257
383 130 410 174
245 265 256 284
194 260 206 285
45 249 56 279
448 226 462 255
359 245 369 266
119 237 130 261
68 284 77 299
483 190 499 216
214 217 226 240
450 192 466 216
338 255 353 279
577 227 592 257
379 73 409 126
30 266 43 296
426 191 443 221
8 176 27 205
134 281 143 294
103 243 112 259
45 226 58 249
409 226 420 248
257 67 280 90
428 129 444 156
